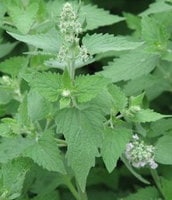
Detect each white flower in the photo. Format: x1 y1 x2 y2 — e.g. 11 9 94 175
125 134 158 169
132 134 139 140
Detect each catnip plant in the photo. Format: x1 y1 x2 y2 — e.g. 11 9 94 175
0 0 172 199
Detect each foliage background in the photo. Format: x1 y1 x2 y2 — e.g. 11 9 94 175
0 0 172 200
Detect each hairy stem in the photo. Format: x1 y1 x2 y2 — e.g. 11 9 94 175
150 169 165 199
64 176 80 200
77 183 88 200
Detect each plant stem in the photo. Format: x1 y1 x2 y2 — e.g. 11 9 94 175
150 169 165 199
77 183 88 200
64 177 80 200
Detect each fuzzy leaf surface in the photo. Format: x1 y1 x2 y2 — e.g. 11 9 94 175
107 84 128 112
27 90 50 121
30 72 62 102
133 109 169 122
0 56 27 77
83 33 143 55
0 137 34 163
122 186 159 200
155 135 172 164
23 133 65 174
75 75 109 103
140 1 172 16
141 16 169 49
100 50 159 82
1 158 31 199
101 127 131 172
7 2 39 34
7 28 62 53
56 107 105 191
79 4 123 30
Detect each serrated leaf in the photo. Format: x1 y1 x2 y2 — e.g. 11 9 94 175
27 90 50 121
79 4 124 31
150 118 172 137
83 33 143 55
129 93 145 107
75 75 109 103
133 109 169 122
0 42 17 58
141 16 169 50
124 12 141 32
56 107 105 191
87 87 113 115
155 135 172 164
100 50 159 82
0 56 27 77
7 28 62 53
30 72 62 102
101 127 131 172
108 84 128 112
0 137 34 163
123 74 159 96
7 2 38 34
1 158 31 199
23 133 65 174
140 0 172 16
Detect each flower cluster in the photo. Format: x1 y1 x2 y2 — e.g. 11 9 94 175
58 2 89 63
59 2 82 42
125 134 158 169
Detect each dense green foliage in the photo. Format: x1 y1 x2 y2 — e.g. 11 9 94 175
0 0 172 199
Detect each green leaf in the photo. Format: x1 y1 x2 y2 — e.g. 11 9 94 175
107 84 128 112
0 121 11 137
87 87 113 115
122 186 159 200
32 191 60 200
7 2 39 34
79 4 124 31
0 42 17 58
141 16 169 50
0 56 27 77
23 133 66 174
17 95 30 126
75 75 109 103
129 93 145 107
150 118 172 137
83 33 143 55
56 107 105 191
100 50 159 82
133 109 169 122
1 158 31 199
101 127 131 172
161 177 172 200
27 90 51 121
124 12 141 32
30 72 62 102
29 167 64 196
0 137 34 163
155 135 172 164
123 74 159 96
0 87 13 104
140 0 172 16
7 28 62 53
